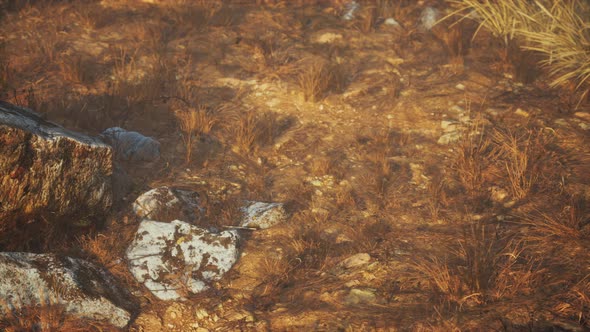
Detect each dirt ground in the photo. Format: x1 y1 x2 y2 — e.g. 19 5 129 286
1 0 590 331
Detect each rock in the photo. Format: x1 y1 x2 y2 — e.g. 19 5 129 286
311 31 343 44
0 252 137 328
240 201 287 229
345 288 377 305
419 7 439 30
133 186 205 223
340 253 371 269
455 83 465 90
441 119 460 132
514 108 529 117
438 131 462 145
384 18 400 27
100 127 160 163
126 219 239 300
0 101 112 222
341 1 360 20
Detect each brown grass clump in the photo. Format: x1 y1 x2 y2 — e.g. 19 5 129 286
491 127 565 201
451 118 495 199
175 105 217 164
298 60 333 103
416 223 541 310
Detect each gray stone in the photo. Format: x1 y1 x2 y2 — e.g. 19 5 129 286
133 187 205 223
126 219 239 300
0 252 137 328
342 1 360 21
438 131 462 145
345 288 377 305
384 18 400 27
341 253 371 269
0 101 113 222
441 119 460 132
100 127 160 162
419 7 439 30
240 201 287 229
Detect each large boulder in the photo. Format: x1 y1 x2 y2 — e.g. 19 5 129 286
126 219 239 301
0 102 113 222
0 252 137 328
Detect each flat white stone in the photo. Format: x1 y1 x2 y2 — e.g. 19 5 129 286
240 201 287 229
132 187 204 223
384 18 400 26
126 220 239 300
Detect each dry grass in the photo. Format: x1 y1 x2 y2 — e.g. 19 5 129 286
555 276 590 324
520 195 589 241
298 59 333 103
416 223 541 310
175 104 217 164
0 301 120 332
445 0 535 47
451 117 495 198
414 255 465 308
448 0 590 104
517 0 590 106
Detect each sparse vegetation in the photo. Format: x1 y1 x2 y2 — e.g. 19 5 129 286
1 0 590 330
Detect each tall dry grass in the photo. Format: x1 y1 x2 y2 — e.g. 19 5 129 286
175 105 217 164
446 0 590 105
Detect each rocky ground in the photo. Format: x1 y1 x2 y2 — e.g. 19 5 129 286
1 0 590 331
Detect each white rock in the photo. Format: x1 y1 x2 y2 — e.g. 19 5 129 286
419 7 439 30
240 201 287 229
341 253 371 269
0 253 136 328
126 220 239 300
342 1 360 20
133 186 205 223
384 18 400 26
345 288 377 305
